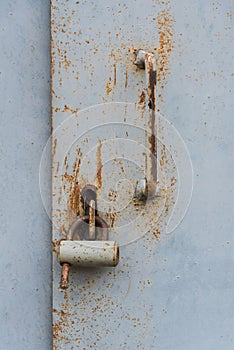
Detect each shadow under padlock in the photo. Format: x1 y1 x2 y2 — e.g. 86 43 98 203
59 184 119 289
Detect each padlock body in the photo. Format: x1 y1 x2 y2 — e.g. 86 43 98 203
59 240 119 267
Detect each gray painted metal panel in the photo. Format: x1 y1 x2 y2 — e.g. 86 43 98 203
51 1 234 350
0 1 51 349
0 1 233 350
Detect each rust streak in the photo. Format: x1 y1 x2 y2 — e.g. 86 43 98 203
160 144 166 167
145 53 157 191
107 211 118 228
156 10 175 89
68 180 80 216
113 63 117 86
138 90 146 108
63 152 82 227
96 140 102 189
68 155 81 215
52 138 57 158
89 200 96 240
125 68 128 88
106 79 112 95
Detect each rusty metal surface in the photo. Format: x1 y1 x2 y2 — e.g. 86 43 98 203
51 1 234 349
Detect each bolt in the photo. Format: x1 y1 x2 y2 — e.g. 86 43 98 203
60 263 70 289
134 49 147 69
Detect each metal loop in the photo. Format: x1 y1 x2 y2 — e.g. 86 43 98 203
67 215 109 241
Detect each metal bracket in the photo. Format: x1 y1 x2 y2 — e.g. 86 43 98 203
134 50 158 200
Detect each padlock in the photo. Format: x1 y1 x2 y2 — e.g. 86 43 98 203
59 185 119 289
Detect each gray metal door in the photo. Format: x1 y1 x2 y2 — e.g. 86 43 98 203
49 1 234 349
1 1 234 349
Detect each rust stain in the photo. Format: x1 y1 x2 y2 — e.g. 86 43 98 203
68 180 80 216
53 107 61 113
107 211 118 228
171 176 177 186
105 79 113 95
62 173 74 183
160 144 167 167
113 63 117 86
52 238 66 253
62 51 71 67
64 155 69 171
69 153 82 212
51 33 55 77
62 104 78 115
52 239 58 253
106 189 119 227
51 2 178 345
62 150 82 226
138 90 146 108
52 138 57 159
96 140 102 189
145 53 157 193
164 185 175 215
156 10 175 89
125 68 128 88
108 188 118 202
115 158 125 174
153 228 160 240
53 292 72 346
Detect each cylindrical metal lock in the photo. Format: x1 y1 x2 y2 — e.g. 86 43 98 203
59 240 119 267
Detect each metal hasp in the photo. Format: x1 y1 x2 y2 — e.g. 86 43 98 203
134 49 157 200
59 185 119 289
